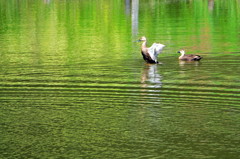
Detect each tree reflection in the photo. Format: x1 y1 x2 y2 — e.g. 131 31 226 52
125 0 131 15
208 0 214 11
43 0 51 4
131 0 139 36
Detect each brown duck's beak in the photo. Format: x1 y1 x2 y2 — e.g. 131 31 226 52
177 51 181 53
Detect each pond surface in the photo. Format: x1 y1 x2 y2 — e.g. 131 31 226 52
0 0 240 158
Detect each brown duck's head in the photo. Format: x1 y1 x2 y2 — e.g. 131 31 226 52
137 36 147 42
177 49 185 55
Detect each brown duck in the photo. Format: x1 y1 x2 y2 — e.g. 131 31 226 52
177 50 202 61
138 36 165 64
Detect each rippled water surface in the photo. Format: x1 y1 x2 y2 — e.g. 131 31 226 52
1 0 240 158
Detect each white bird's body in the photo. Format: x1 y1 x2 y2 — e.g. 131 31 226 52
138 36 165 64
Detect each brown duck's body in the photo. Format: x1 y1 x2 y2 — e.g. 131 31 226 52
178 50 202 61
138 36 165 64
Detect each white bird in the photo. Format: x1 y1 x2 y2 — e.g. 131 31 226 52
138 36 165 64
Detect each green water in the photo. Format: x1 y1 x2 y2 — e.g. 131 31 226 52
0 0 240 158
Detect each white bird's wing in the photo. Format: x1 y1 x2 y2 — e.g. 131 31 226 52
148 43 166 62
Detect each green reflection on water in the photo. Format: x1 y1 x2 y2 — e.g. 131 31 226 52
0 0 240 159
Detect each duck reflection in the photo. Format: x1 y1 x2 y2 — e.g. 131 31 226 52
141 64 162 93
178 60 202 75
179 60 201 67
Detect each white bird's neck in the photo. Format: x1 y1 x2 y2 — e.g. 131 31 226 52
141 41 147 49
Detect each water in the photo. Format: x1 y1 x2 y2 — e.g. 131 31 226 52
0 0 240 158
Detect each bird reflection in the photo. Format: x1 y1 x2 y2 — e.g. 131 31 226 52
141 64 162 92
